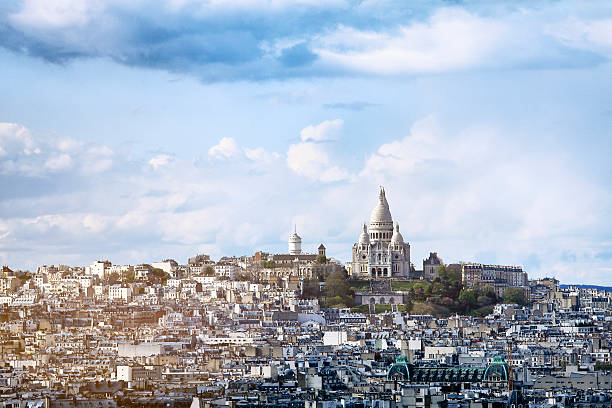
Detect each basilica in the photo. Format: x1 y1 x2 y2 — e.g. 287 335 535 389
351 188 412 279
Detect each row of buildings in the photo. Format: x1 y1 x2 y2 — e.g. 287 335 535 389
0 260 611 407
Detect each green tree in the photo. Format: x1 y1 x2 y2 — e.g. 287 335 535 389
203 266 215 276
122 269 135 283
595 361 612 371
316 255 327 264
436 265 462 299
150 268 170 285
459 289 478 306
502 287 527 305
262 260 276 269
324 270 350 299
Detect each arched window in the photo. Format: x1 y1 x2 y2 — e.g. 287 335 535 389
383 268 388 276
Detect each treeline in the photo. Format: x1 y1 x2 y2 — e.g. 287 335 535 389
302 265 527 316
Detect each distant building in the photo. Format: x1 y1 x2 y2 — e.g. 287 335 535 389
423 252 443 280
108 285 132 302
351 188 411 279
151 259 178 275
86 261 111 279
188 254 211 265
462 263 528 296
213 263 241 280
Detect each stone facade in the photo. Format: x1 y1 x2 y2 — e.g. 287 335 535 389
423 252 442 280
351 188 411 279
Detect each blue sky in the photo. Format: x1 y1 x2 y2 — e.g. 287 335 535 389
1 0 611 284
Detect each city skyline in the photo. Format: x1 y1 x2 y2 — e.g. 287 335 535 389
1 0 612 285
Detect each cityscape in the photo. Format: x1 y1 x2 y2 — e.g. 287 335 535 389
1 0 612 407
0 187 611 407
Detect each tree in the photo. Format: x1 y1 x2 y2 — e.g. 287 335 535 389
459 289 478 306
203 266 215 276
502 287 527 305
246 262 265 284
262 260 276 269
108 272 120 285
301 278 320 299
317 255 327 264
150 268 170 285
236 273 250 282
436 265 462 299
122 269 135 283
324 270 350 299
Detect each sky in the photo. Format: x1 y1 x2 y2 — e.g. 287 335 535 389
0 0 611 285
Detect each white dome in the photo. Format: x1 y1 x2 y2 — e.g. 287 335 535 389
369 188 393 227
358 224 370 244
289 232 301 243
391 224 404 244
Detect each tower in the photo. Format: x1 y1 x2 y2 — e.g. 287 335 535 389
288 226 302 255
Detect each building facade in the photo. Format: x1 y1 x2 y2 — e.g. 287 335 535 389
462 263 528 297
351 188 411 279
423 252 443 280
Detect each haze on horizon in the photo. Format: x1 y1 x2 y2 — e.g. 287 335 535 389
0 0 611 285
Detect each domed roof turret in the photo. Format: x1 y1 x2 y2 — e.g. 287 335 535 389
391 224 404 244
289 231 301 242
288 225 302 255
369 187 393 227
358 224 370 244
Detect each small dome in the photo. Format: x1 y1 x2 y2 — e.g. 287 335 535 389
369 188 393 226
358 224 370 244
391 224 404 244
289 232 301 243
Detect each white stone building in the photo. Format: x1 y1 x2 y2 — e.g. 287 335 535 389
351 188 411 279
86 260 111 279
288 227 302 255
108 285 133 302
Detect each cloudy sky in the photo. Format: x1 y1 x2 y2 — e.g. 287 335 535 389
1 0 611 284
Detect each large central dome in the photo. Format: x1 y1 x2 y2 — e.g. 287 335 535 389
369 187 394 236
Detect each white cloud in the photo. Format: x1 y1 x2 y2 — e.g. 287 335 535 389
82 214 108 233
300 119 343 142
287 120 351 182
45 153 72 171
548 18 612 57
286 141 349 182
208 137 278 163
358 115 611 284
0 122 40 157
314 7 593 75
149 154 174 169
82 145 114 173
362 115 442 175
208 137 242 159
1 119 611 286
315 9 512 74
57 138 84 152
9 0 103 29
0 123 117 176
